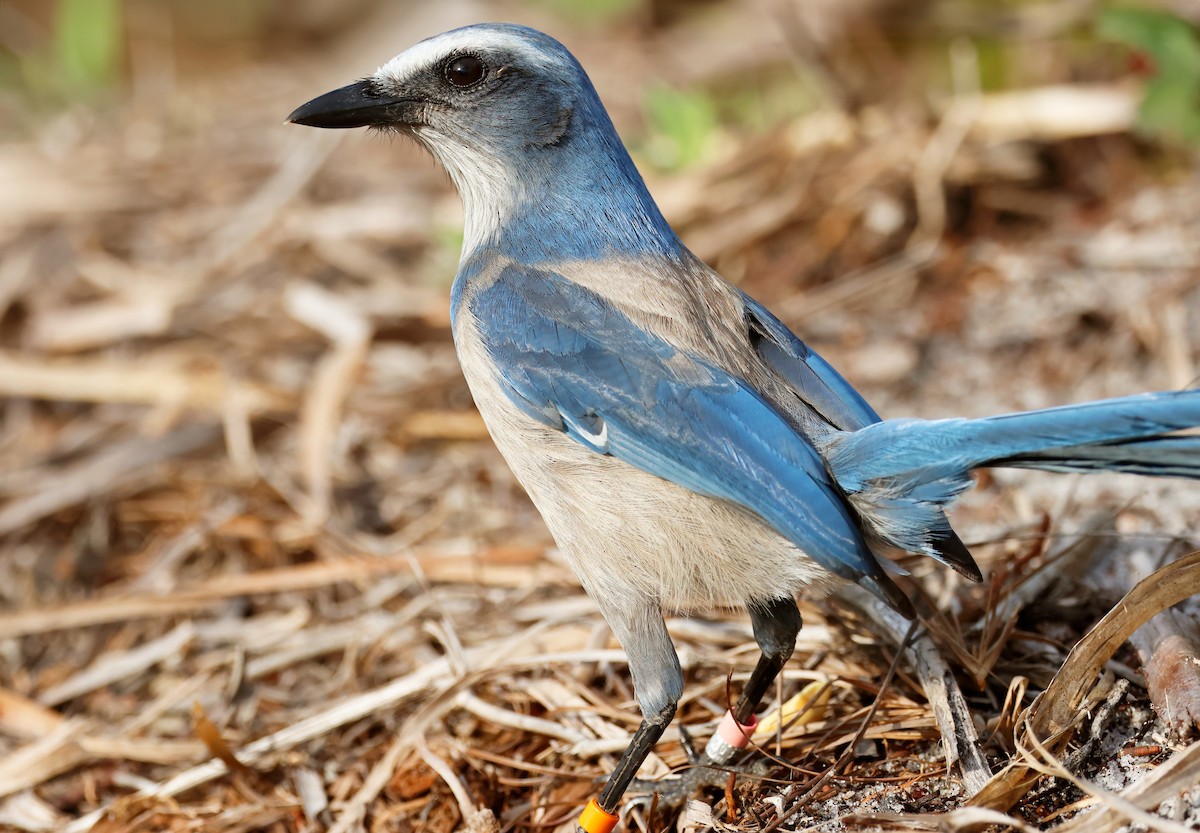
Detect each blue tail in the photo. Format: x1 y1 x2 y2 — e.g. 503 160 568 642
823 391 1200 556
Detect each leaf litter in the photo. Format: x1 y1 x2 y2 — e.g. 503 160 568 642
1 3 1199 832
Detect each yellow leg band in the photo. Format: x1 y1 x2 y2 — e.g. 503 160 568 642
577 798 618 833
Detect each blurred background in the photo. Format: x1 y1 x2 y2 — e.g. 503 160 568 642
1 1 1198 831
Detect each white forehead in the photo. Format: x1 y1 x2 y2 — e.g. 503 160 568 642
373 26 567 85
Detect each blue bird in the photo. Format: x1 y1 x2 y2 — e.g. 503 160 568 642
289 23 1200 829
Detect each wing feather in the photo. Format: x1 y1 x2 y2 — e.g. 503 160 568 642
469 264 908 603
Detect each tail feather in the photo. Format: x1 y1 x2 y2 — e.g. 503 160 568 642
825 390 1200 557
929 528 983 581
1001 435 1200 478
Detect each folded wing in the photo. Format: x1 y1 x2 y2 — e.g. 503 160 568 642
470 264 913 613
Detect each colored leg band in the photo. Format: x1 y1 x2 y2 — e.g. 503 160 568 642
704 710 758 763
577 798 619 833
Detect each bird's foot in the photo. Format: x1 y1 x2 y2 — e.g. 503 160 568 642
577 715 775 832
624 721 774 814
626 755 777 818
678 723 702 765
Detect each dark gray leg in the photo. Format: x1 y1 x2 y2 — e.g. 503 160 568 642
580 597 802 826
705 596 802 762
597 701 674 811
586 599 682 818
734 596 802 723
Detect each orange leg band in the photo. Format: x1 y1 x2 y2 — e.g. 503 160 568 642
577 798 619 833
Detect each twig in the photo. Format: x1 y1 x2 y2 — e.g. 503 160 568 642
0 422 220 536
38 622 196 707
326 735 410 833
761 622 918 832
285 282 373 524
416 736 477 820
836 585 992 796
455 691 586 744
1112 539 1200 739
0 547 559 639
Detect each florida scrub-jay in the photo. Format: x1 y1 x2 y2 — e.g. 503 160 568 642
288 23 1200 830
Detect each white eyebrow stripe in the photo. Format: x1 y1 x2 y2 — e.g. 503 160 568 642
373 28 558 85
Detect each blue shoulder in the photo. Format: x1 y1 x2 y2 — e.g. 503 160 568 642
740 291 880 431
465 263 894 591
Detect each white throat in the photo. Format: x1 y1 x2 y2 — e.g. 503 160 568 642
415 127 516 261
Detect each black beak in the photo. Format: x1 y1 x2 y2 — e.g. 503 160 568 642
287 80 420 128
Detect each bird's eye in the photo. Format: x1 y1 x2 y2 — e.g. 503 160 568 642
444 56 486 88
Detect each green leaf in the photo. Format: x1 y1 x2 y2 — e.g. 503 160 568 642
1139 77 1200 141
527 0 642 26
1099 6 1200 143
1100 7 1200 75
642 85 717 171
54 0 122 93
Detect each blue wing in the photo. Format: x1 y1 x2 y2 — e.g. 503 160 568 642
469 264 904 604
740 292 880 431
740 292 982 581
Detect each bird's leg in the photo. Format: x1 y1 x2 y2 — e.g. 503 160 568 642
578 600 682 833
623 597 805 813
597 702 674 810
706 596 802 763
736 596 803 722
578 597 802 829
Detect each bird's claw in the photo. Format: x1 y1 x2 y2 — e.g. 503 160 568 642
626 749 773 813
677 723 701 765
626 761 727 813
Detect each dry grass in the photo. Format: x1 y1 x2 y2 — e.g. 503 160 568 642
2 2 1199 832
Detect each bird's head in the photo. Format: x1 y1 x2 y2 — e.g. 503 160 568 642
289 24 587 155
289 23 677 261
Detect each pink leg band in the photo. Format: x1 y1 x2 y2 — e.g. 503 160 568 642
704 710 758 763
